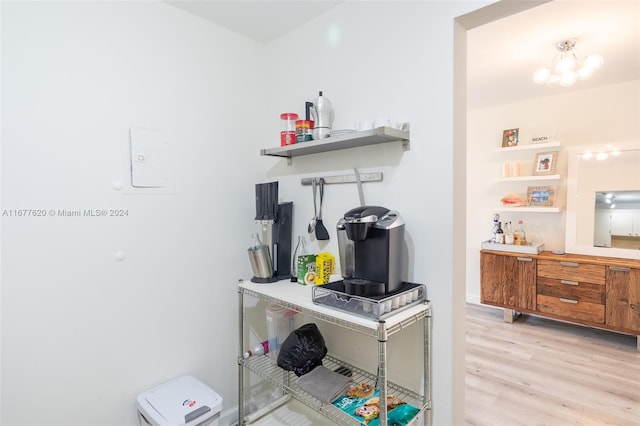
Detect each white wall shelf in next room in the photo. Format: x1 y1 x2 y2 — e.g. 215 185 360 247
495 141 561 153
497 206 563 213
498 174 562 182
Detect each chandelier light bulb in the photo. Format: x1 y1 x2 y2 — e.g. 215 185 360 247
548 74 561 85
583 54 603 70
555 54 576 73
533 39 602 87
533 67 551 84
559 70 578 87
577 66 594 80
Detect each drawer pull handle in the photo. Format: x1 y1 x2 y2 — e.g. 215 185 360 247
560 261 579 267
561 280 579 286
609 266 631 272
516 257 533 262
560 298 578 304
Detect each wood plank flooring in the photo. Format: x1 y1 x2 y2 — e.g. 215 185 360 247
466 303 640 426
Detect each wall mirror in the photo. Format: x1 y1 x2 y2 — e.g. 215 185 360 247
566 143 640 259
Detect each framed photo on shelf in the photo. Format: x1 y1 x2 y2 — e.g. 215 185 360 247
501 128 519 147
532 151 558 175
527 186 555 207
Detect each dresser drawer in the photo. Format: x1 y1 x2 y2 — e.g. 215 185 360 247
536 276 605 305
536 294 605 324
537 259 605 284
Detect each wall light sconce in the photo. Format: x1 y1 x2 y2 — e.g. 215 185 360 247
533 39 603 87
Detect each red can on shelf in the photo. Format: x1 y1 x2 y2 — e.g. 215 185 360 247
280 113 299 146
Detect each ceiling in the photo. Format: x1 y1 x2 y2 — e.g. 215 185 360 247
467 0 640 109
166 1 639 109
166 1 342 44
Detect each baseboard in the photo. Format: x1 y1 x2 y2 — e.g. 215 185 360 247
466 293 481 305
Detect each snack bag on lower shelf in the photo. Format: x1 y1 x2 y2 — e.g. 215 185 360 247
332 387 420 426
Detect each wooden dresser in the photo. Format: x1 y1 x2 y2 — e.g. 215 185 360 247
480 250 640 351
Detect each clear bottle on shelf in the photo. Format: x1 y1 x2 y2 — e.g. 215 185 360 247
242 341 269 359
513 220 527 245
291 235 308 282
531 224 543 246
504 221 514 244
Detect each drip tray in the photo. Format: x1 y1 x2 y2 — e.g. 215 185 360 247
312 281 427 320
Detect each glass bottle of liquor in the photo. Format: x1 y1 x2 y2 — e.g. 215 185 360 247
504 221 514 244
495 222 505 244
513 220 526 245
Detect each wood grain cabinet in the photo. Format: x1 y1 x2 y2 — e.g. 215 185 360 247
606 266 640 333
480 250 640 351
480 251 536 311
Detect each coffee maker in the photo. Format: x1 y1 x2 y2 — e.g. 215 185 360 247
251 182 292 283
336 206 405 297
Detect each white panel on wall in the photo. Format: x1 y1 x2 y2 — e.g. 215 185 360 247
130 127 168 188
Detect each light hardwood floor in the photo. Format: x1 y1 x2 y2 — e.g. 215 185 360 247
466 303 640 426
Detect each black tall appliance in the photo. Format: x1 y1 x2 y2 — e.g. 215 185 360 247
336 206 405 297
253 182 292 282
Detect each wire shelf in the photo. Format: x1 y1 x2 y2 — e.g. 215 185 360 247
241 354 429 426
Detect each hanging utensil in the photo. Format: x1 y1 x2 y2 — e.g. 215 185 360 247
315 178 330 240
308 178 317 234
354 168 365 206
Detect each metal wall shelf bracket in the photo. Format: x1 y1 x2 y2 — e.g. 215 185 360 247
301 172 383 186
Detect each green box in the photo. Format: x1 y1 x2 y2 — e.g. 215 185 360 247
297 254 317 285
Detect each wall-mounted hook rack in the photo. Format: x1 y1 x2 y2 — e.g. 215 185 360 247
301 172 382 186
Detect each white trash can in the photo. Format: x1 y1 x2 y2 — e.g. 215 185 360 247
136 375 223 426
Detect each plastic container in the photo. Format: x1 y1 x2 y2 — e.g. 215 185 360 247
265 304 297 363
136 375 222 426
280 113 299 146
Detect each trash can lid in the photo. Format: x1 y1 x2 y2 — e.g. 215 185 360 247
136 375 222 426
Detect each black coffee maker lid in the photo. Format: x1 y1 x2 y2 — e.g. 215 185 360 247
343 206 389 223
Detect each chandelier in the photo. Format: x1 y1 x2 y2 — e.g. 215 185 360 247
533 39 603 87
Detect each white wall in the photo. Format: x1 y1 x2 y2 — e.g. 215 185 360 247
1 2 266 424
0 1 495 425
466 80 640 303
258 2 487 425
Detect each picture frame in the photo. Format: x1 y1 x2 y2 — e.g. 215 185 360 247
501 128 519 147
527 186 555 207
532 151 558 175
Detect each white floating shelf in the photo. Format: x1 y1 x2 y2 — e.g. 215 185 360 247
496 206 563 213
498 174 562 182
495 141 561 153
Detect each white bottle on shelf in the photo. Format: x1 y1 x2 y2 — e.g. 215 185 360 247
243 341 269 359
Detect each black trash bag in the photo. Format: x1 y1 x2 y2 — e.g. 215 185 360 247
277 323 328 377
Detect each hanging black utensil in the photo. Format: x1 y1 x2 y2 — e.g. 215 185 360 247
315 178 330 241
